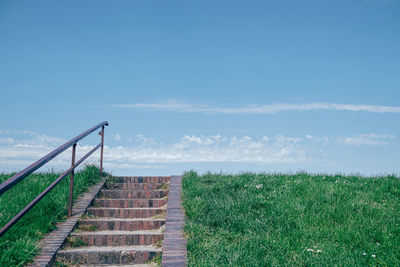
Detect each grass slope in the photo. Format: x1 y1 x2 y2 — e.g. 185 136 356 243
182 171 400 266
0 165 103 266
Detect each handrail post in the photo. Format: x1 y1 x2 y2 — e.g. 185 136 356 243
68 143 76 217
99 125 105 176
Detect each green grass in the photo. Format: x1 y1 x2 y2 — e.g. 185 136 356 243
146 253 162 266
0 165 104 266
65 236 87 248
182 171 400 266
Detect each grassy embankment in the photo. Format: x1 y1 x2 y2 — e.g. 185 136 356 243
183 172 400 266
0 165 104 266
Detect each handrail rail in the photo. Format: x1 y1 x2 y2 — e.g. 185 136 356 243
0 121 109 238
0 121 108 195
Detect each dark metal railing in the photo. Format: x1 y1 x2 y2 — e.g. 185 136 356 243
0 121 109 238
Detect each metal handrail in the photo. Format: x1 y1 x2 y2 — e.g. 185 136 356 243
0 121 109 238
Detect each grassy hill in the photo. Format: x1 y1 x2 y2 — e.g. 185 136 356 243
182 171 400 266
0 165 103 266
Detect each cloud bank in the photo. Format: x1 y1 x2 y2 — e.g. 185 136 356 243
0 130 395 172
113 101 400 114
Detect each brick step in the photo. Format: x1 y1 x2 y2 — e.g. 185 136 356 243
70 230 163 246
79 218 165 231
99 189 168 199
111 176 170 183
94 198 168 208
57 245 161 265
79 265 154 267
87 207 166 218
105 182 166 190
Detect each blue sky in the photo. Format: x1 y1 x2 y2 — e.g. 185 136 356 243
0 0 399 176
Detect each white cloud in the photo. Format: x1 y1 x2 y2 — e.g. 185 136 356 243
0 130 396 173
0 130 65 146
305 135 330 145
337 133 395 146
112 101 400 115
0 131 313 170
0 130 84 171
101 134 311 164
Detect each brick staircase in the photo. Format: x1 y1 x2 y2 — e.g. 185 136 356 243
56 176 170 266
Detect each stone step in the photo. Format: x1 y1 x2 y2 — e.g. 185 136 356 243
111 176 170 184
87 207 166 218
105 182 166 190
99 189 168 199
70 230 163 246
57 245 161 265
94 198 168 208
79 218 165 231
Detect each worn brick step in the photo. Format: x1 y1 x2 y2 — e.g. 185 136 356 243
80 265 154 267
105 182 166 190
70 230 163 246
87 207 166 218
99 189 168 199
57 245 161 265
94 198 168 208
111 176 170 183
79 218 165 231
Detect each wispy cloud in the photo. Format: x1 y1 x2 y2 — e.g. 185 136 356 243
112 101 400 115
362 0 398 3
337 133 395 146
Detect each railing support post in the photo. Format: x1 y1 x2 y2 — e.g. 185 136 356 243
100 125 105 177
68 143 76 217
